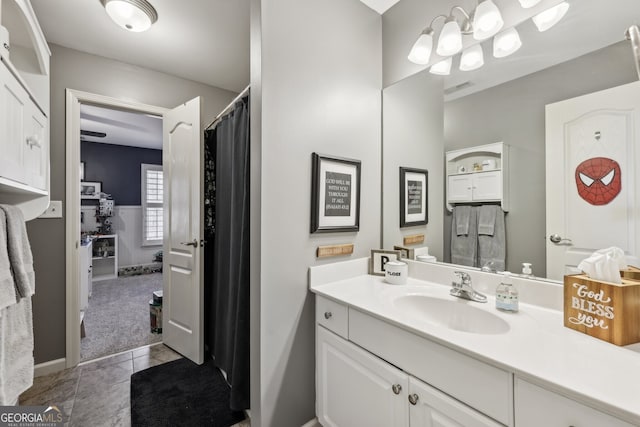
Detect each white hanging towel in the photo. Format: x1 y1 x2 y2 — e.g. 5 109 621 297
0 208 18 312
0 205 35 298
0 205 35 405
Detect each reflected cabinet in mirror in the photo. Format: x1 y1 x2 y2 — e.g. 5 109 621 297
382 0 640 282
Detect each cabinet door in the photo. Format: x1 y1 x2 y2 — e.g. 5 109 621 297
23 101 48 190
448 175 473 202
472 171 501 201
409 377 502 427
514 378 634 427
317 326 409 427
0 62 27 184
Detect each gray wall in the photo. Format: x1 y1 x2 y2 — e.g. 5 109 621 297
443 41 637 276
28 44 237 364
253 0 382 425
382 71 444 260
80 142 162 206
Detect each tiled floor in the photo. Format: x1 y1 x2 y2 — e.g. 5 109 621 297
20 343 250 427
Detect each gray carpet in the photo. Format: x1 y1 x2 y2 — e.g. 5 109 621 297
81 273 163 362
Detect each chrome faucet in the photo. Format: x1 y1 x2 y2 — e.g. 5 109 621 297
451 271 487 303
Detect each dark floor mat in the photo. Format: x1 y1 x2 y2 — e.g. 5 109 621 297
131 358 246 427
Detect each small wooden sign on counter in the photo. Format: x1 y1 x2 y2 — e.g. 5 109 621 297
564 272 640 346
317 244 354 258
403 234 425 246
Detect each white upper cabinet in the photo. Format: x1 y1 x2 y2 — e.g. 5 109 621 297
446 142 509 212
0 0 51 219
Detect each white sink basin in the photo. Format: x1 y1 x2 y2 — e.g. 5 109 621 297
393 294 510 335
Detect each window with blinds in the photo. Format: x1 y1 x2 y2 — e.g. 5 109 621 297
141 164 163 246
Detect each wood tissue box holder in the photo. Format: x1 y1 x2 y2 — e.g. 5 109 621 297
564 269 640 346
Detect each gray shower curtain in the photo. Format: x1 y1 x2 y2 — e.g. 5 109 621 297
204 93 250 411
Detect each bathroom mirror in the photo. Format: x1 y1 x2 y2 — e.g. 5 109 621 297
381 0 640 281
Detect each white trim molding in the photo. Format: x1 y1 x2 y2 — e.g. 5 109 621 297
34 358 66 378
65 89 167 368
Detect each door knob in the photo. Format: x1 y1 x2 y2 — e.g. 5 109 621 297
408 394 419 405
392 384 402 395
549 234 572 244
180 239 198 248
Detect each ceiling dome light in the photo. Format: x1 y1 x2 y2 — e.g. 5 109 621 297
518 0 542 8
101 0 158 32
493 27 522 58
473 0 504 40
460 44 484 71
532 2 570 32
429 57 452 75
437 18 463 56
408 29 434 65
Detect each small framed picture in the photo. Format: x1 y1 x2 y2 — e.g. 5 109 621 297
80 162 85 181
81 181 101 200
394 245 415 260
310 153 361 233
400 167 428 228
369 249 402 276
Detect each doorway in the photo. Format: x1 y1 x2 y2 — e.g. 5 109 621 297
65 90 168 367
78 103 164 362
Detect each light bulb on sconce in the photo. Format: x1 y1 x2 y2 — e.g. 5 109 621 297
460 44 484 71
532 2 570 32
473 0 504 40
518 0 542 8
493 27 522 58
437 17 463 56
408 29 434 65
430 57 453 75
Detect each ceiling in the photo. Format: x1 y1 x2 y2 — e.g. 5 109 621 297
31 0 250 93
80 104 162 150
360 0 401 14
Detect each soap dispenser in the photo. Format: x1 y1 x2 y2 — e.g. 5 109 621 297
495 272 519 312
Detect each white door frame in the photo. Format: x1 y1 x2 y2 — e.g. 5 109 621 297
65 89 168 368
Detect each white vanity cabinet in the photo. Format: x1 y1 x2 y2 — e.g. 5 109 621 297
409 376 501 427
316 296 505 427
514 378 634 427
446 142 508 212
317 326 409 427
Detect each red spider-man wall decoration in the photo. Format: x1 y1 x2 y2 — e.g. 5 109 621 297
574 157 621 206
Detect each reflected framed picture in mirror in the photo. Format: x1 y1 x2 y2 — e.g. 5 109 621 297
400 167 428 228
310 153 361 233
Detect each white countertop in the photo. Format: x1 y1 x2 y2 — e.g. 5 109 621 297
310 273 640 425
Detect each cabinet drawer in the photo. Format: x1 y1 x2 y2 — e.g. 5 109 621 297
514 378 634 427
317 296 348 339
349 308 512 425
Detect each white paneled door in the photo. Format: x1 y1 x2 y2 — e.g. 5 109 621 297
546 81 640 280
162 97 204 364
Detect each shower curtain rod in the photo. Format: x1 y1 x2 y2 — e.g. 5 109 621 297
205 84 251 130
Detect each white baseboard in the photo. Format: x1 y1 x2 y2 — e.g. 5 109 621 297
34 358 66 377
301 419 320 427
